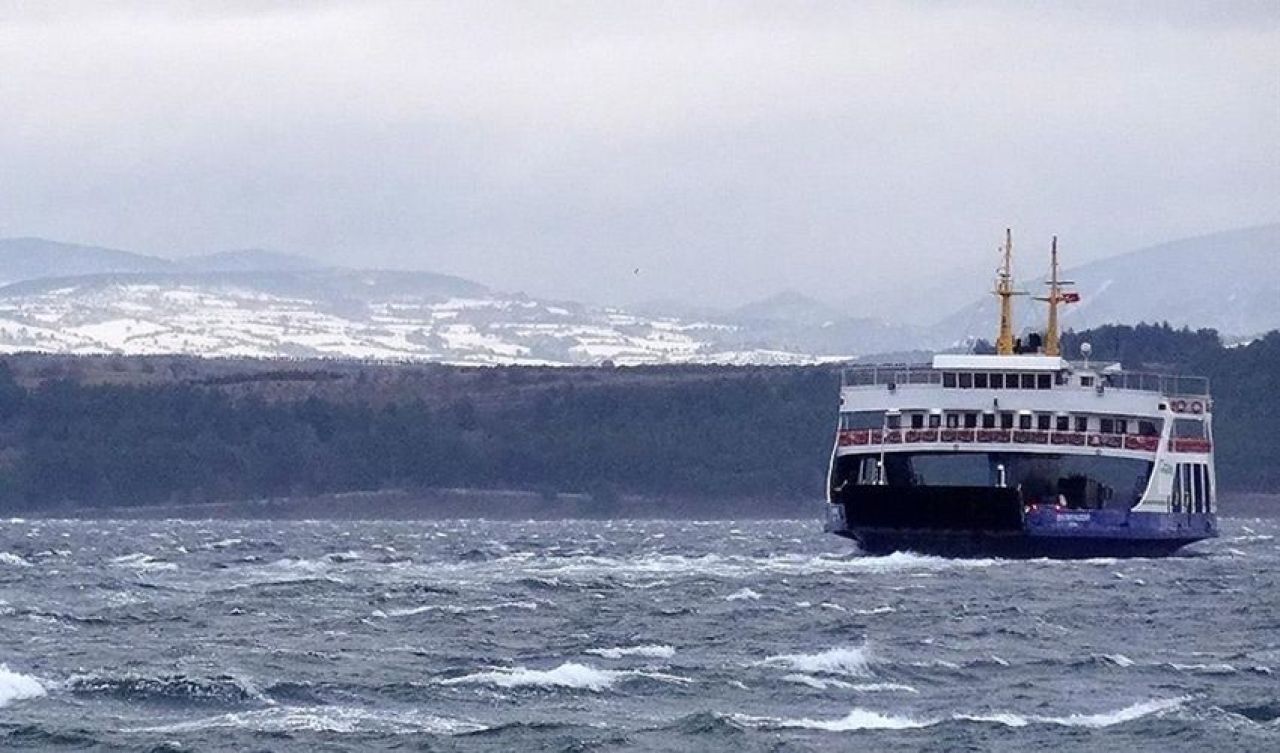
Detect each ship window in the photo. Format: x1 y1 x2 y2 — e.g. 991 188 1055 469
1138 420 1160 437
943 372 957 388
974 373 989 389
928 413 942 429
945 413 960 429
1021 373 1037 389
886 414 902 430
1100 418 1115 434
964 413 978 429
1080 376 1095 387
1173 419 1205 438
1115 419 1128 435
1056 372 1069 386
1019 413 1033 430
1075 416 1089 432
842 411 884 430
1056 415 1070 432
911 414 924 429
1037 374 1051 389
1001 412 1015 429
982 413 996 429
958 372 973 388
1037 414 1051 431
1004 373 1019 389
989 373 1003 389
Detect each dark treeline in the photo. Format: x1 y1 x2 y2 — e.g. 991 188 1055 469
0 322 1277 512
0 362 836 511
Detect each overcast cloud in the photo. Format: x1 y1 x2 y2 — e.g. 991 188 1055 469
1 1 1277 313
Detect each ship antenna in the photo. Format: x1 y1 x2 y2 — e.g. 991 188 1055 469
993 228 1024 355
1035 236 1077 357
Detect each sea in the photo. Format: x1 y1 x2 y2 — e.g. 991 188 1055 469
1 516 1277 752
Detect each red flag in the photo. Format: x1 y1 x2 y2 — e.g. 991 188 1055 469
1061 292 1081 303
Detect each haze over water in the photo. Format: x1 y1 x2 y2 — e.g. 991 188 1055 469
1 517 1277 751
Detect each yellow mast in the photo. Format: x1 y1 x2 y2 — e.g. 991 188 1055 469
1044 237 1062 356
1036 236 1075 356
993 228 1020 355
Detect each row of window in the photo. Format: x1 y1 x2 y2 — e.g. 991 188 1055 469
840 410 1160 436
1171 463 1212 513
941 372 1079 390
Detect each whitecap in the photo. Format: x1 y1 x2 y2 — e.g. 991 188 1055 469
746 708 929 731
136 706 482 735
1035 697 1187 728
761 645 873 677
1103 653 1136 667
753 697 1185 732
440 662 621 691
0 665 46 708
439 662 691 691
852 606 895 615
781 674 855 690
0 552 31 567
109 552 177 572
586 645 675 659
852 682 919 694
385 601 538 617
726 588 761 602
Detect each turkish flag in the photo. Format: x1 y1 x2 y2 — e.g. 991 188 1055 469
1061 292 1081 303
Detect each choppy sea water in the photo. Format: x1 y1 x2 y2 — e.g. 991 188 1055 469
1 517 1277 752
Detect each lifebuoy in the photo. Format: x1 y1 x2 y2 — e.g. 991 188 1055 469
1171 399 1187 413
1190 401 1204 414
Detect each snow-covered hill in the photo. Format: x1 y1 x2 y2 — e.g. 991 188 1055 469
0 274 832 365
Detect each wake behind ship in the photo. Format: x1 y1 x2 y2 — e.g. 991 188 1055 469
825 231 1217 557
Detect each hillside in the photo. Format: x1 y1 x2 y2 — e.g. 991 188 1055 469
0 237 176 283
0 324 1278 514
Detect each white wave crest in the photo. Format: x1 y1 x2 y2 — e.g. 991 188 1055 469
586 645 675 659
963 697 1189 728
384 601 538 617
781 674 854 690
0 665 46 708
1103 654 1136 667
439 662 691 691
762 645 873 677
747 708 928 731
136 706 482 735
109 552 177 572
751 697 1185 732
0 552 31 567
725 588 761 602
441 662 621 691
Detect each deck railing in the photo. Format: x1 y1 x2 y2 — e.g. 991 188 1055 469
833 428 1206 454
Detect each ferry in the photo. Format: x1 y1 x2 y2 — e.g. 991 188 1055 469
825 231 1217 557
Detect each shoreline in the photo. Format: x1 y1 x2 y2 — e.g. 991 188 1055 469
13 489 1277 522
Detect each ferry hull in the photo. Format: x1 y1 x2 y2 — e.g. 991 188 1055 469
826 499 1217 559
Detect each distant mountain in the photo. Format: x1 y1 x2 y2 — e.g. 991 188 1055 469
0 237 175 283
933 223 1280 343
181 249 322 273
731 291 845 327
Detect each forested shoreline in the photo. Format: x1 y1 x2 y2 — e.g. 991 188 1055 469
0 323 1278 514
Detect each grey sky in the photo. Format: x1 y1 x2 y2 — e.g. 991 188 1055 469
1 1 1277 313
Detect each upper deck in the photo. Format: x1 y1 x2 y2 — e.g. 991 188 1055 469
842 354 1209 398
